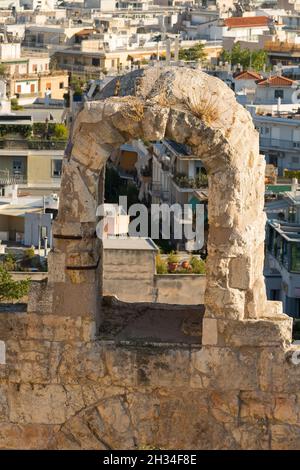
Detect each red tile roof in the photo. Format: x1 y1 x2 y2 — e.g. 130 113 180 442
75 28 95 36
257 75 295 87
224 16 270 29
234 71 263 80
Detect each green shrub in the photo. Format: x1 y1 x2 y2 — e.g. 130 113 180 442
0 266 30 302
156 254 167 274
2 253 17 271
0 124 31 137
284 170 300 180
10 98 23 111
167 251 179 264
189 256 206 274
24 247 35 259
51 123 68 141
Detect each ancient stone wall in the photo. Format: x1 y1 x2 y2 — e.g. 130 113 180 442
1 66 300 449
0 296 300 450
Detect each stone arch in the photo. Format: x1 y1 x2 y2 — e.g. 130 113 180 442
50 66 268 331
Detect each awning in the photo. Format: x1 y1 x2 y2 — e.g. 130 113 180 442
266 185 292 193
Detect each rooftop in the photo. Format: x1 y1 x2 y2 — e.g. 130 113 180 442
103 237 158 251
257 75 296 87
224 16 270 29
234 70 263 81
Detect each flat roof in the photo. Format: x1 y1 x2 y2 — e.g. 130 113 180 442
0 196 44 217
103 236 158 251
268 220 300 242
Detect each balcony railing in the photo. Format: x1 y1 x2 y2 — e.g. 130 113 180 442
0 174 27 185
0 139 67 151
264 41 300 53
150 182 161 197
173 173 208 189
260 137 299 151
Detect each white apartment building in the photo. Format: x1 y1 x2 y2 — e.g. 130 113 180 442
20 0 57 9
84 0 115 8
253 110 300 175
254 75 299 105
265 190 300 317
0 42 50 76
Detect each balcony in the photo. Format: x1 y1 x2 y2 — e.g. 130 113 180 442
0 173 27 185
149 182 170 201
260 137 298 151
264 41 300 54
173 173 208 190
150 181 161 198
0 139 67 151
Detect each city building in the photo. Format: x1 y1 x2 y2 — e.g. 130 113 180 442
265 187 300 317
0 111 66 194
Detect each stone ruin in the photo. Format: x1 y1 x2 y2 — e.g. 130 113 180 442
0 66 300 449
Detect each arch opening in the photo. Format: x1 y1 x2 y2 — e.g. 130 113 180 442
49 66 269 335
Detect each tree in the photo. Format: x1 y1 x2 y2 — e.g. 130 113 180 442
179 43 207 62
0 266 30 302
10 98 23 111
219 43 267 72
0 62 7 77
52 123 68 141
70 76 84 98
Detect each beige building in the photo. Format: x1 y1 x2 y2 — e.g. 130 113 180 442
0 42 69 103
55 39 222 76
8 72 69 102
0 117 65 194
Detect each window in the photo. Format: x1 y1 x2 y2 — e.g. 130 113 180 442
92 58 100 67
291 242 300 273
46 83 51 90
16 84 21 93
59 82 64 89
32 64 37 72
30 83 35 93
13 160 23 177
52 159 62 178
292 156 300 162
274 89 284 99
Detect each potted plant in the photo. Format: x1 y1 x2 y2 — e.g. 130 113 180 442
167 251 179 272
181 259 190 269
156 254 167 274
189 256 206 274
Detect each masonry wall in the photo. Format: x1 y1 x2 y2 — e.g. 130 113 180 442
103 248 206 304
1 297 300 449
103 247 157 302
154 274 206 304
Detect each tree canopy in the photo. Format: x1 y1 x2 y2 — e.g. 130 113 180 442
219 43 267 72
0 62 7 77
0 266 30 302
179 42 207 62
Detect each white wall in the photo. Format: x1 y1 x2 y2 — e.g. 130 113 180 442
84 0 115 9
24 213 52 247
0 43 21 61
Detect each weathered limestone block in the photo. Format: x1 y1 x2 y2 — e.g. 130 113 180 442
0 423 59 450
7 383 85 425
190 346 259 391
229 256 253 290
217 316 292 348
271 424 300 450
